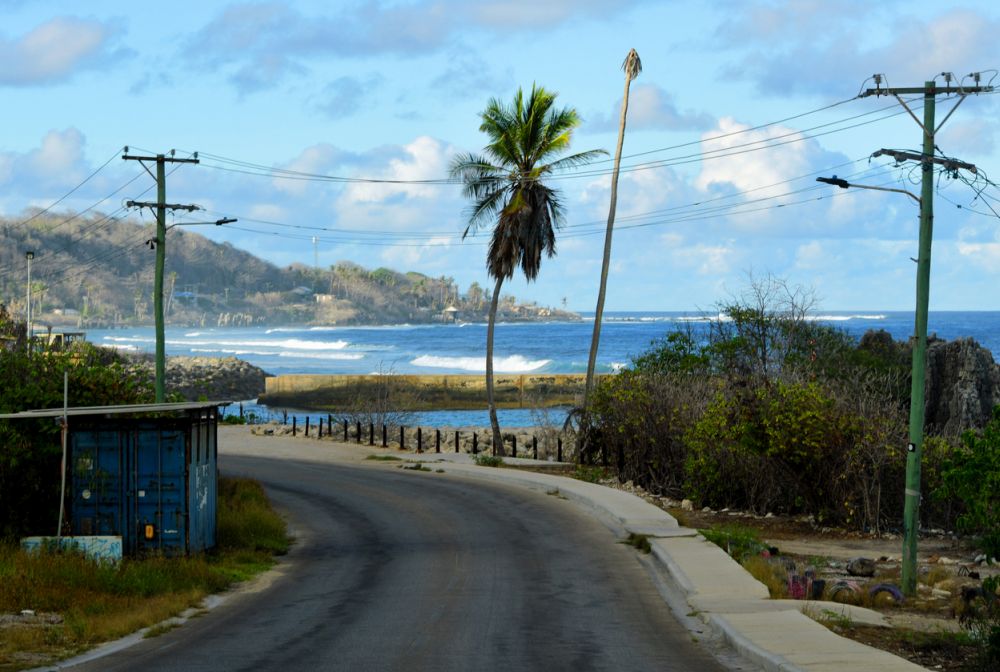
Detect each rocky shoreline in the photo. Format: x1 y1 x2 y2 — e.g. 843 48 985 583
128 354 269 402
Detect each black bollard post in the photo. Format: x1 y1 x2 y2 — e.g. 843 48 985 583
472 433 478 454
512 435 517 458
305 417 310 437
382 424 387 448
533 436 538 460
369 423 374 446
292 416 297 437
283 410 288 424
557 437 563 462
400 426 405 450
343 420 348 442
455 430 460 453
356 421 362 444
435 429 441 453
328 414 332 432
417 427 422 453
319 417 324 439
239 403 244 420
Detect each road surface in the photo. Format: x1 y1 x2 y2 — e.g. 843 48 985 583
64 453 738 671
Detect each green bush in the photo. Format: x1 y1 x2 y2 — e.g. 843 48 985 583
936 407 1000 557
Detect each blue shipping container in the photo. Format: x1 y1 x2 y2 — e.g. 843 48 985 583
70 406 218 556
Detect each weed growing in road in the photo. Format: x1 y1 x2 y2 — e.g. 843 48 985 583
699 523 767 562
401 463 432 471
572 465 608 483
546 489 567 499
473 454 504 468
803 606 854 629
620 533 652 554
365 454 402 461
740 555 788 598
143 621 180 639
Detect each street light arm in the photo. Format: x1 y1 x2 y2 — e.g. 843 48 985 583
816 177 920 206
164 217 237 232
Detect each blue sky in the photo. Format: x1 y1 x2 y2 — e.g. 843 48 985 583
2 0 999 312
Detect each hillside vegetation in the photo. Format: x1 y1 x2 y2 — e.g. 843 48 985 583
0 212 576 328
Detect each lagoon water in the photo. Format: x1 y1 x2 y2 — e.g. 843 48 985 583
90 311 1000 427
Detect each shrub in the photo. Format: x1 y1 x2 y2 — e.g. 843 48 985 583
936 407 1000 557
684 381 852 519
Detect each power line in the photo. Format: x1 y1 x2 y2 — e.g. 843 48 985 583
186 97 918 187
9 147 122 229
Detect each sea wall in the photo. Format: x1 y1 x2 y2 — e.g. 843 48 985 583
259 373 594 410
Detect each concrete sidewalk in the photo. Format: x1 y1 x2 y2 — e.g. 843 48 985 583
226 428 928 672
400 452 928 672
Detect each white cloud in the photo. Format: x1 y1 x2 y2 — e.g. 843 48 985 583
273 144 348 196
794 240 825 270
28 128 85 175
0 17 127 86
248 203 288 222
956 241 1000 269
696 117 816 199
343 136 455 203
715 4 1000 98
589 84 713 132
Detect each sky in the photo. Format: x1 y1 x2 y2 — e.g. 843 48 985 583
1 0 999 312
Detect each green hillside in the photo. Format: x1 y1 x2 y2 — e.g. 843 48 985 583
0 212 577 327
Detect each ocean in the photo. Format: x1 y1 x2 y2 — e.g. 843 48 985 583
89 311 1000 427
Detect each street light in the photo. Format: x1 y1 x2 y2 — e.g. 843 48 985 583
817 174 926 595
128 208 236 402
151 216 237 400
816 176 921 205
25 251 34 343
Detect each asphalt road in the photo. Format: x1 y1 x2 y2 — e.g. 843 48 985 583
63 455 731 672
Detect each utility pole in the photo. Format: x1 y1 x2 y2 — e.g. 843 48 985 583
859 73 992 596
122 149 200 402
25 250 34 343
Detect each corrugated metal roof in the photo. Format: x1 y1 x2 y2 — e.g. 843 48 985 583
0 401 231 419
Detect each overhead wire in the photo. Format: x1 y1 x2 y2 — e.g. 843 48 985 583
187 96 920 186
9 147 122 229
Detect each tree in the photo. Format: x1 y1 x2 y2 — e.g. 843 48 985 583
451 84 605 455
585 49 642 403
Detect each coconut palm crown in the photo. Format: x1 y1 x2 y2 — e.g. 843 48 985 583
450 84 606 283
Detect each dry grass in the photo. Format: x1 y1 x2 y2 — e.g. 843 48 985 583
741 555 789 598
0 477 288 671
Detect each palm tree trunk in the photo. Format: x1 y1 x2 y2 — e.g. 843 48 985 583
585 49 642 403
486 275 505 456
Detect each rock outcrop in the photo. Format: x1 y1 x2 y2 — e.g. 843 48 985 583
130 355 269 402
925 337 1000 436
860 330 1000 435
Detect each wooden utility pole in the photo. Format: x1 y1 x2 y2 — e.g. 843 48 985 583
122 150 200 402
858 74 992 596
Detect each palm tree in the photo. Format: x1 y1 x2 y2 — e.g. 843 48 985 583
451 84 605 456
585 49 642 404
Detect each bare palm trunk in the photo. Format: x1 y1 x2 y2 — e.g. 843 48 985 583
486 275 505 456
585 49 642 404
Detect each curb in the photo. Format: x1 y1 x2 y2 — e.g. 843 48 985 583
414 458 928 672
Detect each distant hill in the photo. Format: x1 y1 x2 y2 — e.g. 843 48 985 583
0 211 578 328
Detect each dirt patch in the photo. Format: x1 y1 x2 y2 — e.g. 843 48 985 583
585 475 996 670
